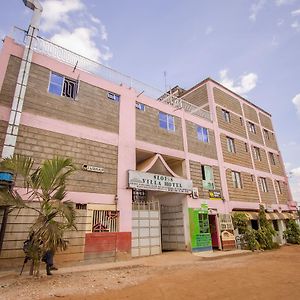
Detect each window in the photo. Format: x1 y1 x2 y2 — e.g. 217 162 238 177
222 109 231 123
159 112 175 131
227 137 236 153
197 126 209 143
259 177 268 192
49 72 78 99
92 210 119 232
276 180 282 194
107 91 120 102
245 143 248 152
201 165 215 190
253 146 261 161
251 175 254 182
135 102 145 111
232 171 242 188
248 122 256 134
240 117 243 126
269 152 276 165
251 220 259 230
263 129 270 140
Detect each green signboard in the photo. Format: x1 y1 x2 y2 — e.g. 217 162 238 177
189 207 212 252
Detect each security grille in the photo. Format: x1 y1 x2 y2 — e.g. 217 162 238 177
219 214 234 231
92 210 119 232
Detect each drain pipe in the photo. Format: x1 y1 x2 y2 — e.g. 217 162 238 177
1 0 43 158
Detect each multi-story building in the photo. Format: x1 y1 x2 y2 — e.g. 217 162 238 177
0 22 298 267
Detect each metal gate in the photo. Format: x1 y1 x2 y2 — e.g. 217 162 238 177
161 204 185 251
132 201 161 257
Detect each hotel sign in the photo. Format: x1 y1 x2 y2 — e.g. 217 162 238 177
82 164 104 173
128 170 193 194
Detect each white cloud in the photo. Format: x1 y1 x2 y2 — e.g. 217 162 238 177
50 27 112 62
277 19 284 26
291 20 300 30
271 35 279 46
292 93 300 115
249 0 266 22
276 0 296 6
219 69 258 95
291 9 300 16
291 167 300 177
41 0 84 32
39 0 112 63
205 26 214 35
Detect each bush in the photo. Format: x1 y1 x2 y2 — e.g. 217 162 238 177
284 220 300 244
244 228 260 251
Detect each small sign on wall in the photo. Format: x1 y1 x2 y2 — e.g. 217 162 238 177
82 165 104 173
192 187 199 199
208 190 222 200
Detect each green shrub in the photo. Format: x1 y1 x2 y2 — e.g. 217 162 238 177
284 220 300 244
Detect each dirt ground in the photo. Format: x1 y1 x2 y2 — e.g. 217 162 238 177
1 245 300 300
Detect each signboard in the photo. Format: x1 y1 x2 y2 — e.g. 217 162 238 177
208 190 222 200
128 170 193 194
192 187 199 199
82 165 104 173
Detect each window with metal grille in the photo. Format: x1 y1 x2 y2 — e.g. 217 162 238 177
201 165 215 190
263 129 270 140
197 126 209 143
219 214 234 231
92 210 119 232
132 189 147 203
276 180 282 194
76 203 87 210
49 72 78 99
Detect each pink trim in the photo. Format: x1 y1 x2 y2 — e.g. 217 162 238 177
0 105 119 146
181 111 191 179
136 140 185 159
117 88 136 232
188 152 219 166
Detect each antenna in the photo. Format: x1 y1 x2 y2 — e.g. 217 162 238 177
163 71 167 93
73 60 78 72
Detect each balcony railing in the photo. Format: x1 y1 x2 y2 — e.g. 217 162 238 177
11 27 211 122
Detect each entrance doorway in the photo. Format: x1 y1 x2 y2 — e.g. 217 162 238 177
209 215 219 249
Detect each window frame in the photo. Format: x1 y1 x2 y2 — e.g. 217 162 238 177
107 91 120 102
275 180 282 195
253 146 261 161
231 171 242 189
201 165 215 190
259 177 268 193
159 111 175 131
136 102 145 111
222 109 231 123
226 137 236 153
269 152 276 165
263 129 270 140
248 121 256 134
197 126 209 143
48 71 78 100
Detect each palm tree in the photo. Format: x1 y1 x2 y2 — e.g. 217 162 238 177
0 155 77 276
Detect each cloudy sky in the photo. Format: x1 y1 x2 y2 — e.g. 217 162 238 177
0 0 300 205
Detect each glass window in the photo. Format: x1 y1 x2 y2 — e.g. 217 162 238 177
201 165 215 190
197 126 209 143
259 177 268 192
159 112 175 131
49 73 63 96
136 102 145 111
107 92 120 102
222 109 231 123
263 129 270 140
227 137 236 153
253 147 261 161
248 122 256 134
276 180 282 194
269 152 276 165
232 171 242 188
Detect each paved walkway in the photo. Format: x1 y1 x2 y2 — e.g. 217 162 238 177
0 249 251 278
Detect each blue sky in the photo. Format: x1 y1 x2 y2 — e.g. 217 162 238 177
0 0 300 205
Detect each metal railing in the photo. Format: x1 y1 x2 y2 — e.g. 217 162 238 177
11 27 211 121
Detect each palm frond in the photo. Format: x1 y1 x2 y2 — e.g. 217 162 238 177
0 189 28 209
50 200 76 229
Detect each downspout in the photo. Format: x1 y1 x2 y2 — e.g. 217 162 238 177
1 0 43 158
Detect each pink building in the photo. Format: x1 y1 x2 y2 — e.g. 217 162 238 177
0 17 298 267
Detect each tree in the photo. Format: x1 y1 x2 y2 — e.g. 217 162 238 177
0 155 77 276
284 219 300 244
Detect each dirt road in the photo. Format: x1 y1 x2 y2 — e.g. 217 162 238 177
1 246 300 300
